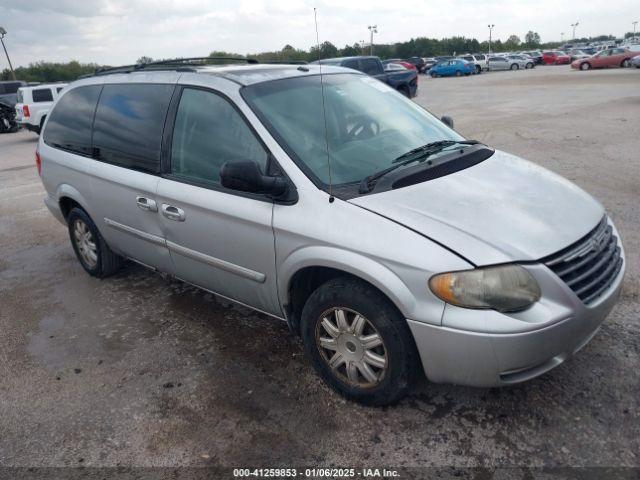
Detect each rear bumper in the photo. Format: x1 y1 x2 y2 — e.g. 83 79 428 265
407 257 625 387
44 194 66 225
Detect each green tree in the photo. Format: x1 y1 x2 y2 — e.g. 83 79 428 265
309 41 338 60
136 56 154 65
524 31 541 46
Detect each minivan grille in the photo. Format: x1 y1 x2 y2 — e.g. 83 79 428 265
542 217 622 305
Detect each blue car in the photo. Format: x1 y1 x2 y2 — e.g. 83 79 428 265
429 59 474 77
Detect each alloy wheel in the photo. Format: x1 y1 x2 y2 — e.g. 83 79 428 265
315 307 388 388
73 219 98 268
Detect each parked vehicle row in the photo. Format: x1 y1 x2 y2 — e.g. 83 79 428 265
313 56 419 97
570 47 640 70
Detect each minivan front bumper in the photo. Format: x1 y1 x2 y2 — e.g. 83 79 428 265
407 259 624 387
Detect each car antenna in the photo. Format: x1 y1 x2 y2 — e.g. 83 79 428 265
314 8 335 203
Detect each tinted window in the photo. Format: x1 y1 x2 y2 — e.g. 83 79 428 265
476 54 486 60
0 82 23 94
43 85 101 156
343 59 359 70
92 83 173 174
359 58 381 75
32 88 54 102
170 88 267 186
462 56 473 62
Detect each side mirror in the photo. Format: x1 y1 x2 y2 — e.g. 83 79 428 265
220 161 288 198
441 115 454 129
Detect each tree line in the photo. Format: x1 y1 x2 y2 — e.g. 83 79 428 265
2 31 628 83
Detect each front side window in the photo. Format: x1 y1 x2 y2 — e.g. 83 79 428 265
170 88 267 185
243 74 461 187
32 89 54 102
92 83 174 173
43 85 102 156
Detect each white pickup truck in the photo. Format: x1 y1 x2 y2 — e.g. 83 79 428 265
15 83 67 134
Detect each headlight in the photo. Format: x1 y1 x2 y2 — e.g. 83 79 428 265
429 264 541 313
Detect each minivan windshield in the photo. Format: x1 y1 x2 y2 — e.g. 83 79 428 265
242 73 462 187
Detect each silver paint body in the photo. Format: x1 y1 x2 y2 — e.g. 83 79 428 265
39 65 625 387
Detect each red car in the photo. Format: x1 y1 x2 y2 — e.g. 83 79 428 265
571 47 640 70
541 51 571 65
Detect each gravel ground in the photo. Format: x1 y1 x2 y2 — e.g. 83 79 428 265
0 66 638 473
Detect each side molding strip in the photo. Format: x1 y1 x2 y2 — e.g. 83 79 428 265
166 240 266 283
103 217 166 247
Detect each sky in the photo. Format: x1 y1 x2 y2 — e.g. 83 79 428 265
0 0 637 68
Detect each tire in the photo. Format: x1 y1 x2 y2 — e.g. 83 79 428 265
510 64 519 70
300 277 420 406
580 62 591 70
398 86 410 98
526 62 534 69
67 207 123 278
621 59 630 68
475 65 481 74
455 70 462 77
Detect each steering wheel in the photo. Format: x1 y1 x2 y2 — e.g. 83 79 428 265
346 115 380 141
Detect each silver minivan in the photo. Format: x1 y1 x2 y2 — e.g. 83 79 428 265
38 61 625 405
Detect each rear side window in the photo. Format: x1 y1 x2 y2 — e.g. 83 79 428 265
43 85 102 156
170 88 267 186
32 89 54 102
476 54 486 60
343 59 359 70
92 83 174 174
359 58 381 75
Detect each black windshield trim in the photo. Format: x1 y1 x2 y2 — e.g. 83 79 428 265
390 146 494 190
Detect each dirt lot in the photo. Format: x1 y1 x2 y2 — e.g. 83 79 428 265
1 66 638 472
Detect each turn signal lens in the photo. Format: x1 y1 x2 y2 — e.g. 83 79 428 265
429 265 541 313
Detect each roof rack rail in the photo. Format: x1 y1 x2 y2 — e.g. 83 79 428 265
79 56 307 79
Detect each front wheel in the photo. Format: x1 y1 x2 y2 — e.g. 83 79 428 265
580 62 591 70
510 64 519 70
67 207 123 277
621 59 630 68
455 70 462 77
300 277 420 406
475 65 481 74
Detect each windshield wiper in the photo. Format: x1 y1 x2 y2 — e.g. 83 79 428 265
358 140 480 194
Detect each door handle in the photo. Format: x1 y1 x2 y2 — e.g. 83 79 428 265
161 204 186 222
136 196 158 212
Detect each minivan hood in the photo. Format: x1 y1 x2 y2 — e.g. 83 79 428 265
349 150 604 266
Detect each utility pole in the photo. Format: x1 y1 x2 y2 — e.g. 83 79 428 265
368 25 377 56
570 22 579 41
561 32 565 43
0 27 16 81
488 24 495 53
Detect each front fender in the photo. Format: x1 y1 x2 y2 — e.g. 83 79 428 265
278 245 417 319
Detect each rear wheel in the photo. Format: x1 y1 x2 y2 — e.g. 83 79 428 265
621 58 630 68
398 85 410 97
455 70 462 77
510 63 519 70
301 277 420 406
475 65 481 74
67 207 123 278
580 62 591 70
526 62 534 69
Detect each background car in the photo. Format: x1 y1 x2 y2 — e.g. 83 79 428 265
458 54 488 74
15 83 67 134
382 58 416 70
423 57 437 71
404 56 426 73
507 55 535 69
487 56 520 71
571 48 640 70
542 51 572 65
384 62 408 72
429 59 474 77
523 51 543 64
632 56 640 68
